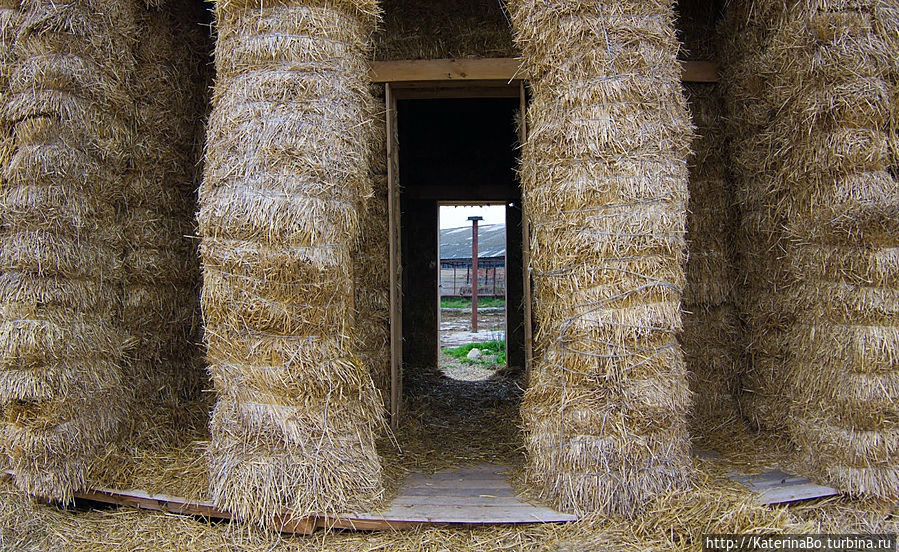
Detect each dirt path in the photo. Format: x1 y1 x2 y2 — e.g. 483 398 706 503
438 308 505 380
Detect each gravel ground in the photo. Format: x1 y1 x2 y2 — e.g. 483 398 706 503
439 309 505 380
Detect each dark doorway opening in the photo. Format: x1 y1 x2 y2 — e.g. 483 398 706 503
396 97 525 384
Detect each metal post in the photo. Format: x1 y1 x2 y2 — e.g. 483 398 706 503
469 216 483 332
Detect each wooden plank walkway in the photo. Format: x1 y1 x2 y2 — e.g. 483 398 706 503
7 460 840 534
731 469 839 505
65 464 574 534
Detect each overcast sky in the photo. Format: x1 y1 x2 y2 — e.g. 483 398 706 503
439 204 506 229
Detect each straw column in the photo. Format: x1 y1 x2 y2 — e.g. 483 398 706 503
510 0 693 515
682 84 741 429
200 0 385 524
0 0 140 500
354 86 390 413
123 3 208 414
719 1 791 431
768 2 899 499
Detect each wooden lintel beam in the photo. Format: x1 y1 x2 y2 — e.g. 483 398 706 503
370 58 718 84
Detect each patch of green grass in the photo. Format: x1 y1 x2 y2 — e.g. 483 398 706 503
442 340 506 366
440 297 505 309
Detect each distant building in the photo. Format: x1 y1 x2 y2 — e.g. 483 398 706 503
439 224 505 297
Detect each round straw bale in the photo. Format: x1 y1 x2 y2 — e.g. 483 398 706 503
0 355 123 402
523 419 692 516
1 387 128 501
0 272 120 313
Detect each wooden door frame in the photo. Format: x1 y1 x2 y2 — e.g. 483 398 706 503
384 80 530 428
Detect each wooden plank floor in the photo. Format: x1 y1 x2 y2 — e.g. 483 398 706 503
348 464 576 524
10 460 839 533
731 469 839 504
64 464 575 533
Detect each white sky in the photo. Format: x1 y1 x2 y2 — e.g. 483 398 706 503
439 204 506 229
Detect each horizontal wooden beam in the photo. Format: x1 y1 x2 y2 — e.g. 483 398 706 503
370 58 718 84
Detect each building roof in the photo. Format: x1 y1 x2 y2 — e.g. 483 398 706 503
439 223 505 260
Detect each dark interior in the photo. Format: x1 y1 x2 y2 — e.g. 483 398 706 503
397 97 525 378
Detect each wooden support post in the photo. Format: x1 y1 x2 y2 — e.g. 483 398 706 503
386 83 402 428
468 216 483 333
519 82 533 371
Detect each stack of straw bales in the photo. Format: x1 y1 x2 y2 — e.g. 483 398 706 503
124 2 208 412
354 86 390 413
374 0 515 60
724 0 899 498
719 1 790 432
0 0 142 500
0 0 209 502
200 0 386 525
770 1 898 499
682 83 741 429
510 0 694 515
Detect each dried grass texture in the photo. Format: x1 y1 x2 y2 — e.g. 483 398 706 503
123 2 208 420
201 0 385 526
681 83 742 433
0 0 210 503
723 0 899 499
719 1 793 433
0 0 140 501
510 0 694 515
1 451 863 552
373 0 515 60
353 87 390 413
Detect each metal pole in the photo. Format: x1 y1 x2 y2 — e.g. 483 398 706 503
469 216 483 332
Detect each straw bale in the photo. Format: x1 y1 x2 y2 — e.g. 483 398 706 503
683 249 734 306
527 351 690 433
208 394 383 523
793 417 899 499
0 305 130 363
1 389 128 501
523 155 689 221
0 357 122 402
0 0 209 503
4 119 123 190
0 229 123 280
721 0 899 498
523 419 692 516
3 86 135 160
122 286 199 342
9 50 132 112
0 272 120 313
682 305 741 418
511 0 693 515
374 0 514 60
353 163 389 413
202 0 384 525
